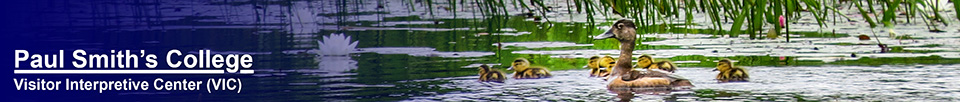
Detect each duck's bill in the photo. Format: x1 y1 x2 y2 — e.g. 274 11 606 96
507 66 514 70
712 68 718 71
582 65 589 68
593 28 616 39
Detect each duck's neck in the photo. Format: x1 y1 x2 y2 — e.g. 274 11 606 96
615 40 635 76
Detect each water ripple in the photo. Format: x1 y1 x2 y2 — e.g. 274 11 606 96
405 65 960 101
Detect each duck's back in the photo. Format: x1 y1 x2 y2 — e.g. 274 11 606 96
609 77 671 87
610 70 693 87
481 70 506 82
515 67 552 79
649 61 677 72
718 67 749 81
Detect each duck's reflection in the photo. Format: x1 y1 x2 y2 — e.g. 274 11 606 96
615 92 634 102
608 84 692 101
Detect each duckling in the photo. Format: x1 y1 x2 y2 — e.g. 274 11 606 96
508 58 552 79
585 56 605 77
585 55 616 77
595 19 693 88
715 59 749 82
597 55 616 77
478 64 506 83
634 55 677 73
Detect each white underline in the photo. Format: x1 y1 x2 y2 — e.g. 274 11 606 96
14 70 255 74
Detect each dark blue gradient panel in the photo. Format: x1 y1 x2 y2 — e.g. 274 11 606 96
3 1 268 101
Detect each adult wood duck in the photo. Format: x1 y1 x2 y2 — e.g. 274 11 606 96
594 19 693 88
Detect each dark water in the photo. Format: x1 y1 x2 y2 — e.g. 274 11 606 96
14 0 960 101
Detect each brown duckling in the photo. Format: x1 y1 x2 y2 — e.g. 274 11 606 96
508 58 552 79
715 59 749 82
478 64 506 82
634 55 677 73
594 19 693 88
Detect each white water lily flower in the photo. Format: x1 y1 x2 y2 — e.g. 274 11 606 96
318 33 359 56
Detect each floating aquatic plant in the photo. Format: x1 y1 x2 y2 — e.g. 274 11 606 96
318 33 360 56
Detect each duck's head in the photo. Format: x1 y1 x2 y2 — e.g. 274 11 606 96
585 56 601 69
637 55 653 68
508 58 530 71
479 64 491 73
594 19 637 42
599 55 616 71
715 59 733 71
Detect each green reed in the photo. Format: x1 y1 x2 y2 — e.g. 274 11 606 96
955 0 960 21
457 0 958 37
